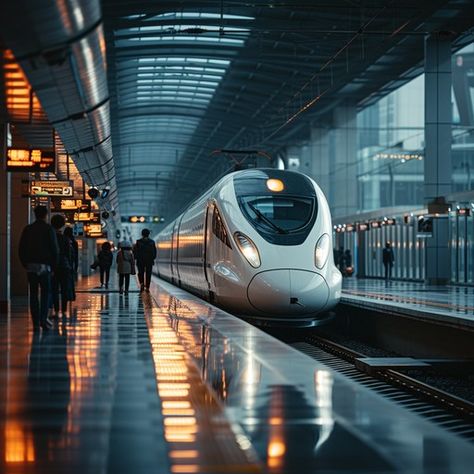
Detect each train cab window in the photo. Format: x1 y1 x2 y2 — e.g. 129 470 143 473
233 169 318 245
212 206 232 248
241 196 313 233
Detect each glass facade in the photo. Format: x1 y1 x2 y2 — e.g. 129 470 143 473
357 43 474 213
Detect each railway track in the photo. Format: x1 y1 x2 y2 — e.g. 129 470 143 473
291 333 474 441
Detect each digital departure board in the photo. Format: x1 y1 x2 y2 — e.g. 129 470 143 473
6 148 55 172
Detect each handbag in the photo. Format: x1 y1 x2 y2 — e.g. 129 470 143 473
90 257 99 270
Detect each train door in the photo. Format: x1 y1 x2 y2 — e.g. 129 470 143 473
171 218 181 285
203 203 212 295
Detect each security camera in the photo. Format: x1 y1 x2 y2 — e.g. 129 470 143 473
101 186 110 199
87 187 99 199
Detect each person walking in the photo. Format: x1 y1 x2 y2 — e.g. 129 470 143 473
117 241 135 295
382 241 395 281
19 205 59 331
97 241 113 289
51 214 75 316
63 226 79 278
344 249 353 276
133 228 156 292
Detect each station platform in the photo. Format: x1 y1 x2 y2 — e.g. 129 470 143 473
1 274 474 473
342 279 474 330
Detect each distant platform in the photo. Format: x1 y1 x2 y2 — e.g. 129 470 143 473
1 273 474 473
342 278 474 330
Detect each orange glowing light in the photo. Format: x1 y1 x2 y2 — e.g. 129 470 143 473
170 465 200 473
169 450 199 459
266 178 285 192
164 417 197 426
5 421 35 463
162 401 192 409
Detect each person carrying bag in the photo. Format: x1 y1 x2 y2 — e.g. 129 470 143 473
116 241 135 294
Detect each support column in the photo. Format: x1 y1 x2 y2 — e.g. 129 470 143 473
330 104 358 218
0 124 10 313
309 124 330 199
10 173 29 297
424 33 452 285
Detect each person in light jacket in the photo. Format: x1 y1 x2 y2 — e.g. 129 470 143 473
116 241 135 294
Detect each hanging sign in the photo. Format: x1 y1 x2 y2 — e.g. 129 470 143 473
6 148 56 172
51 198 91 212
85 223 104 237
31 180 73 197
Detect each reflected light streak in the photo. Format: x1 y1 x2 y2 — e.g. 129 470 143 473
5 421 35 463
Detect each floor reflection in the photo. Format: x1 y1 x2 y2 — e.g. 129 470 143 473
27 329 71 462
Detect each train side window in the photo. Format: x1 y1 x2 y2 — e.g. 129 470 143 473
212 207 232 249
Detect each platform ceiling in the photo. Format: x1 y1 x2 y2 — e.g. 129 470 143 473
101 0 474 221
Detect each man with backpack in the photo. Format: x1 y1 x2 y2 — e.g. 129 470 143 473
133 229 157 292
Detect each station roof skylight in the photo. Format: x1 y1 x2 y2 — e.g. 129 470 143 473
110 10 252 214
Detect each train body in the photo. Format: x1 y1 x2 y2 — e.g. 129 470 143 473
155 169 341 326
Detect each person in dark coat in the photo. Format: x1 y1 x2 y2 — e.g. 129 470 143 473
63 226 79 276
51 214 75 316
97 241 113 289
337 246 345 272
133 229 156 292
382 241 395 281
19 205 59 331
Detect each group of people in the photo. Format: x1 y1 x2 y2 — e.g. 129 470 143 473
94 228 157 294
19 205 78 331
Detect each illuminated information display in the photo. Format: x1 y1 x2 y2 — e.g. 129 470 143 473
51 198 91 212
85 224 103 237
6 148 55 172
31 180 73 197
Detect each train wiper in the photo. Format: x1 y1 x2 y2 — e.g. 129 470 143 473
248 203 288 234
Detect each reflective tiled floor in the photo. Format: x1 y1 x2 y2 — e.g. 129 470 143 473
342 278 474 326
0 276 259 474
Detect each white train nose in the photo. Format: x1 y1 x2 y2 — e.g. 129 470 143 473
247 269 329 315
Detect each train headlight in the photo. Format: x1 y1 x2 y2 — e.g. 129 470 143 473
315 233 330 269
234 232 261 268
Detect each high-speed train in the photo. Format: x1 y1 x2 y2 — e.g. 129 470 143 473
155 168 341 326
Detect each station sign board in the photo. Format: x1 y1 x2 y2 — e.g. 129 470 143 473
74 211 100 223
73 222 84 237
370 221 381 229
85 223 104 238
357 222 369 232
31 180 73 197
51 198 91 212
6 148 55 172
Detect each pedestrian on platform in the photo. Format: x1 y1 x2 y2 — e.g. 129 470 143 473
382 241 395 281
133 228 156 292
343 249 354 276
18 205 59 331
117 241 135 295
338 246 345 272
51 214 75 317
63 226 79 278
97 241 113 289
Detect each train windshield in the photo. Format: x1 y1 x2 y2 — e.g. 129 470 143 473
234 170 318 245
241 196 313 233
